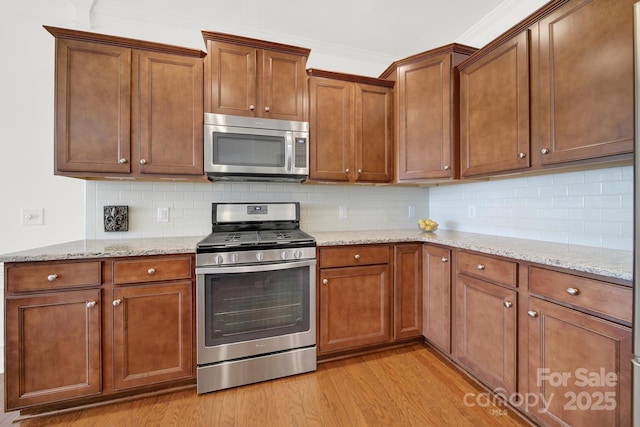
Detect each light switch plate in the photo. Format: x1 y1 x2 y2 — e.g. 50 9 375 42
21 208 43 225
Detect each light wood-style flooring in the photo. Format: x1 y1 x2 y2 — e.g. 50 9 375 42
1 343 532 426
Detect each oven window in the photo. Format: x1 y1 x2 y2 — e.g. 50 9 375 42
213 132 285 167
203 266 310 347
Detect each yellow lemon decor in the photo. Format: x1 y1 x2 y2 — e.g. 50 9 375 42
418 219 438 232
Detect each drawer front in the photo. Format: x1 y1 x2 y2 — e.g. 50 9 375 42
6 261 102 292
112 256 192 284
528 266 632 323
457 251 517 287
319 245 389 268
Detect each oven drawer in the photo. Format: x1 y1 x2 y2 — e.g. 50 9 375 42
319 245 390 268
457 251 517 288
6 261 102 292
112 255 192 284
528 266 632 323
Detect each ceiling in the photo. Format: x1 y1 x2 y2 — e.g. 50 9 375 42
89 0 540 64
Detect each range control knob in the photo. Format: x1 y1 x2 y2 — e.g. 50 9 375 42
256 252 264 262
231 253 239 264
281 251 289 260
294 250 303 259
213 255 223 265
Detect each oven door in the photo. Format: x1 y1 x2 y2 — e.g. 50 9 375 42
196 259 316 366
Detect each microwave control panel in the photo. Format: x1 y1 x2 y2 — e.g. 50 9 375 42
294 138 307 168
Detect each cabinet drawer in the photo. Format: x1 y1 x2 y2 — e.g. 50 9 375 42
319 245 389 268
528 266 632 323
112 256 192 284
6 261 102 292
457 251 517 287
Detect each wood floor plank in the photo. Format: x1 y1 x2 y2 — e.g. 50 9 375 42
2 343 533 426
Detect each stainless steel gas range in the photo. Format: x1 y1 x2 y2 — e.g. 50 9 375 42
195 202 317 394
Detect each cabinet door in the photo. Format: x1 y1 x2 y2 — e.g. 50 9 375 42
261 50 307 121
396 54 454 180
207 41 257 116
422 245 451 353
54 39 131 174
309 77 353 182
319 264 390 353
526 297 631 427
355 83 393 183
455 274 517 394
393 244 422 339
535 0 634 165
112 281 193 390
5 290 102 410
460 31 530 177
134 50 203 176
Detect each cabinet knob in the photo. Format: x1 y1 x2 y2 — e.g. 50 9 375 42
354 254 360 260
527 310 538 318
503 301 513 308
441 257 448 262
139 159 147 165
345 168 350 174
118 158 128 164
147 268 156 275
113 299 122 307
518 152 527 159
357 169 362 174
566 287 580 296
249 104 255 111
322 279 328 285
443 165 450 170
476 264 485 270
541 148 550 155
86 301 97 308
264 106 270 112
47 274 58 282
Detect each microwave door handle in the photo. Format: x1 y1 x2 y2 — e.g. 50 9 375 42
285 133 293 172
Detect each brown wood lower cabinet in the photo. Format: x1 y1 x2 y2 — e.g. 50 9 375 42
455 273 517 395
393 244 422 340
112 281 192 390
526 297 632 427
5 289 102 410
421 245 452 353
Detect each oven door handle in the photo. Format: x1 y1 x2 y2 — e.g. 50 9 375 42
196 259 316 275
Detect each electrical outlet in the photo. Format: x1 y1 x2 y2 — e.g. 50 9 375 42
157 207 170 223
21 208 44 225
468 205 476 219
338 205 348 219
408 205 416 218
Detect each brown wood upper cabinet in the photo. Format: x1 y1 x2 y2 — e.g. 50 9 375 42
46 27 205 179
203 31 309 121
380 44 476 182
308 70 394 183
533 0 634 165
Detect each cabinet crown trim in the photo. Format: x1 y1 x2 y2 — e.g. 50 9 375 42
379 43 478 79
201 30 310 57
307 69 395 87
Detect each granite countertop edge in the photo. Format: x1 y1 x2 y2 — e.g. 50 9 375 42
0 230 632 282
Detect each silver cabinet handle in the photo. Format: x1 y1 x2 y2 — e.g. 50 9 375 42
441 257 448 262
113 299 122 306
139 159 147 165
47 274 58 282
264 106 270 112
477 264 485 270
527 310 538 318
86 301 97 308
518 152 527 159
503 301 513 308
566 287 580 296
541 148 550 155
322 279 328 285
443 165 450 170
118 158 128 164
147 268 156 275
354 254 360 260
249 104 255 111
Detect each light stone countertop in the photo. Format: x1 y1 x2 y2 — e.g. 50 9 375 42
0 230 632 282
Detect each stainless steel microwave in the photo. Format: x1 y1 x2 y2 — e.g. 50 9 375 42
204 113 309 182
